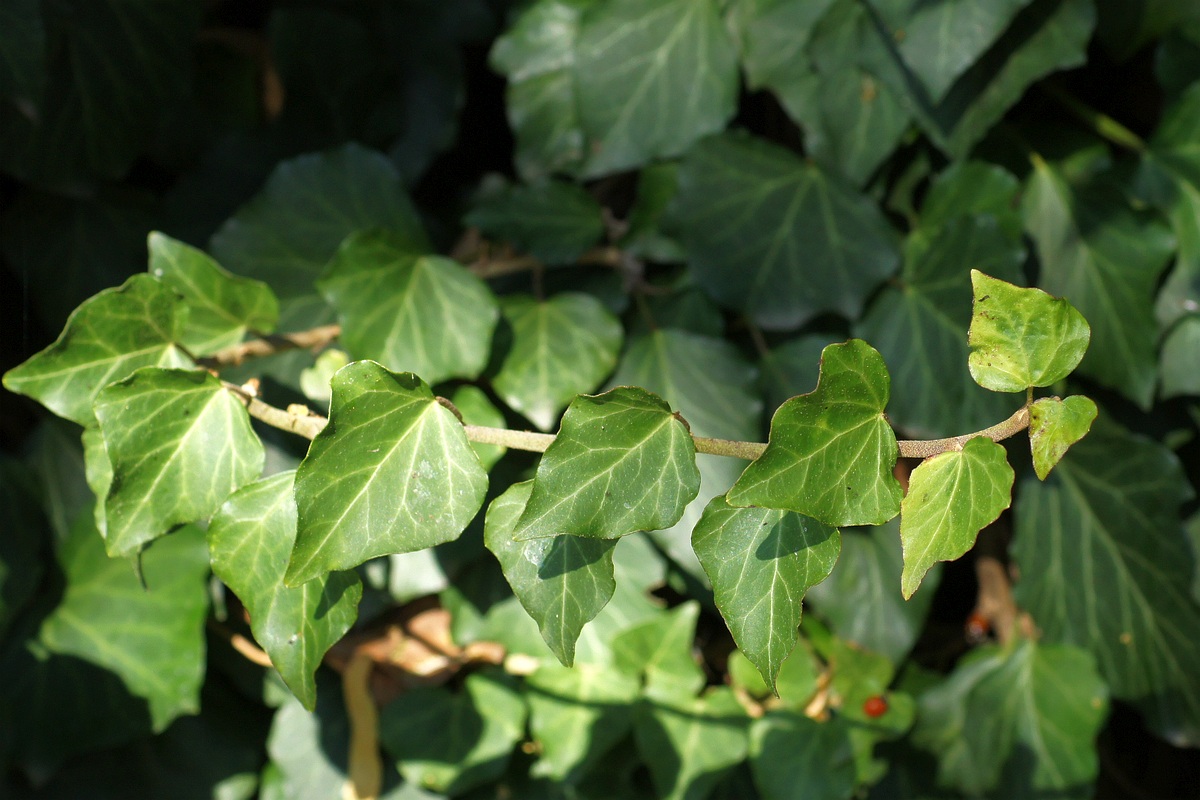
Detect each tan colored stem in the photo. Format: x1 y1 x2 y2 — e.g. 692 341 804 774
206 324 342 367
896 405 1030 459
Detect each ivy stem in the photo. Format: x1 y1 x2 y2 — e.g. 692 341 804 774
204 324 342 368
896 404 1030 459
1040 83 1146 152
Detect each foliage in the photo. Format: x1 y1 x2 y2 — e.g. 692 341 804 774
2 1 1199 799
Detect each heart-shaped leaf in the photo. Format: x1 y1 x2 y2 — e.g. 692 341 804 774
465 180 605 263
1028 395 1097 480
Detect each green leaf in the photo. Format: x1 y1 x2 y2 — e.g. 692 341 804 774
612 602 707 699
674 132 900 329
692 495 840 690
465 180 605 263
318 229 499 385
573 0 738 176
450 384 507 470
855 215 1026 438
748 711 856 800
912 640 1108 797
525 663 640 783
1012 417 1200 746
1160 316 1200 398
513 386 700 541
493 293 623 431
288 361 488 585
93 368 264 557
298 348 349 406
758 335 831 415
1028 395 1098 480
483 481 618 666
208 471 362 710
918 160 1024 238
967 270 1091 393
0 0 44 105
379 669 527 796
899 437 1014 599
621 162 686 262
729 340 903 527
1022 157 1175 407
0 459 46 641
147 231 278 355
633 688 749 800
2 274 192 426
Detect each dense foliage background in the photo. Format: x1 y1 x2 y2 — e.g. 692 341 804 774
1 0 1198 798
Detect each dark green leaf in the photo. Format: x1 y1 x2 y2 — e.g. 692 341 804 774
465 180 605 263
613 602 707 698
288 361 488 585
1028 395 1097 480
93 369 264 557
451 385 507 470
759 335 832 415
483 481 618 666
749 711 856 800
318 230 499 385
621 162 686 262
0 459 45 640
1160 316 1200 397
1012 417 1200 746
912 639 1108 797
0 0 42 106
513 386 700 541
729 340 903 527
899 437 1013 599
2 274 191 426
633 688 750 800
492 293 623 431
692 495 840 689
1096 0 1200 61
675 132 900 328
918 160 1023 237
208 471 362 710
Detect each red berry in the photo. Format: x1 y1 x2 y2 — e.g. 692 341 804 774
965 612 991 644
862 695 888 718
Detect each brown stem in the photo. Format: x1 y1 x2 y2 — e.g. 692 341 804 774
205 324 342 368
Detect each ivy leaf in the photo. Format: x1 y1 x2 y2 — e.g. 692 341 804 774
525 663 640 783
633 688 749 800
1160 317 1200 398
0 0 44 105
492 293 623 431
93 369 264 558
1022 157 1175 407
573 0 738 176
748 711 856 800
1028 395 1098 480
729 340 903 528
912 640 1108 797
967 270 1091 393
2 274 192 426
465 180 605 263
692 495 840 691
483 481 618 666
451 385 507 470
919 160 1024 237
1012 417 1200 746
513 386 700 541
899 437 1014 599
0 459 43 641
613 602 707 699
319 230 499 385
207 471 362 711
288 361 488 586
378 669 527 796
147 232 278 355
674 132 900 329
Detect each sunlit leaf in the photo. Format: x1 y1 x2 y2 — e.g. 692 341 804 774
1028 395 1097 480
465 180 605 263
633 688 749 800
900 437 1014 599
288 361 487 585
729 340 903 527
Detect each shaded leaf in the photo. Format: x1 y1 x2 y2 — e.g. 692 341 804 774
918 160 1024 237
318 229 499 384
621 162 686 262
288 361 487 585
692 495 840 689
2 274 191 426
465 180 605 263
451 384 507 470
613 602 706 699
899 437 1014 599
749 711 856 800
633 688 750 800
0 459 46 640
208 471 362 710
729 340 903 527
1160 316 1200 398
514 386 700 541
0 0 44 104
1028 395 1097 480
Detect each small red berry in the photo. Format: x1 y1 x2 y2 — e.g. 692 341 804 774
862 695 888 718
965 612 992 644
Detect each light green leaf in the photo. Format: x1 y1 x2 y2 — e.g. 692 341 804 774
483 481 618 666
900 437 1014 599
147 231 278 355
513 386 700 541
450 384 507 470
319 229 499 385
465 180 605 263
913 640 1108 797
378 669 526 796
674 132 900 329
288 361 488 585
727 644 822 710
493 293 623 431
208 471 362 710
729 340 903 527
967 270 1091 393
525 663 640 783
573 0 738 176
692 495 840 690
1028 395 1098 480
1012 417 1200 746
2 274 192 426
93 368 264 557
298 348 349 407
633 688 749 800
612 602 707 699
1023 157 1175 407
749 711 856 800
